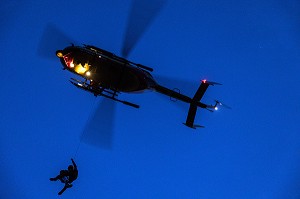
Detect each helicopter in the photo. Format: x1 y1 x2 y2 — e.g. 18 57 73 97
39 0 229 130
56 44 224 128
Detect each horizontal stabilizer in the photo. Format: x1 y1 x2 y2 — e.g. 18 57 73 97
204 80 222 85
183 79 221 129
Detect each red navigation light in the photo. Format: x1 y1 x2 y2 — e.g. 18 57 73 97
63 55 74 68
202 79 207 83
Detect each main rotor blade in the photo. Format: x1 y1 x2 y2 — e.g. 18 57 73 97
37 23 73 59
81 98 116 150
121 0 167 57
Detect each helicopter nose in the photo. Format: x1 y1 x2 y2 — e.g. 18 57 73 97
56 50 63 58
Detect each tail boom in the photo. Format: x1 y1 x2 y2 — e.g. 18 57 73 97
154 79 221 128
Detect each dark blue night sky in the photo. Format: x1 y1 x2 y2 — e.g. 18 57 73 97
1 0 300 198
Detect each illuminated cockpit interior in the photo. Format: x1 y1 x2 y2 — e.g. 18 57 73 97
57 51 91 76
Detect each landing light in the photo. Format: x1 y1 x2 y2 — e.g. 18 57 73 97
214 107 218 111
70 62 74 68
56 51 63 58
86 71 91 76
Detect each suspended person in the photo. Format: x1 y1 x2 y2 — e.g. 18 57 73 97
50 158 78 195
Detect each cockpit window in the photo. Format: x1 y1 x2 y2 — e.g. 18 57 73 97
63 52 90 75
63 53 74 68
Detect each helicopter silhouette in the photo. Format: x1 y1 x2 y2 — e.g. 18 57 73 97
56 44 222 117
38 0 229 148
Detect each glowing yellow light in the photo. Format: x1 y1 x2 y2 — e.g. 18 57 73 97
84 63 91 68
86 71 91 76
56 51 63 57
74 63 90 75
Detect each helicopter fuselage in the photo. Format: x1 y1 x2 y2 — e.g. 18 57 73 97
56 45 156 93
56 45 223 128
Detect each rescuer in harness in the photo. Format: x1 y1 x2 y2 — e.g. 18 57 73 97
50 158 78 195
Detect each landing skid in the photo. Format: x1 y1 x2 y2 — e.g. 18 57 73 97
69 78 140 108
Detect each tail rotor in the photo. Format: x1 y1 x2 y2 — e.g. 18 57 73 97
208 100 231 111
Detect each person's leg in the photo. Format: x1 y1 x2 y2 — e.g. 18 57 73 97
50 174 61 181
50 177 57 181
50 170 67 181
58 184 68 195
